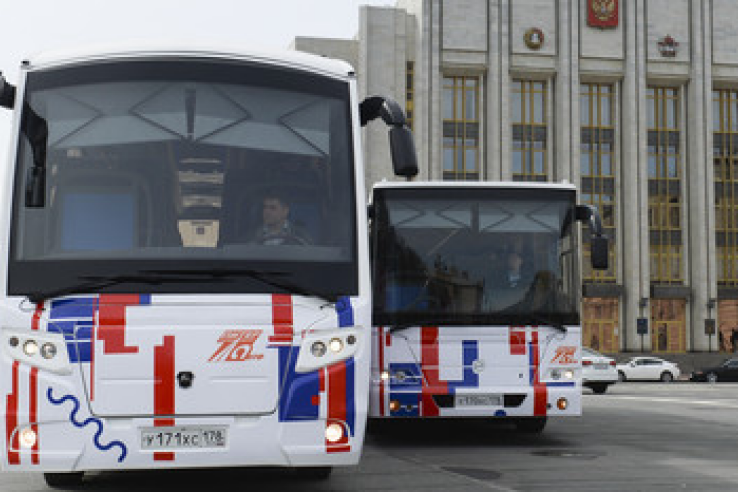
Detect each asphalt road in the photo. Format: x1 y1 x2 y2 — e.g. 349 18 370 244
3 383 737 491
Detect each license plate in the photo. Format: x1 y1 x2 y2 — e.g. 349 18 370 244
455 394 502 407
594 363 609 370
140 426 227 450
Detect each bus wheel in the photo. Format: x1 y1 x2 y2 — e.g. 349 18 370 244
591 383 608 394
515 417 547 434
295 466 333 480
43 472 84 488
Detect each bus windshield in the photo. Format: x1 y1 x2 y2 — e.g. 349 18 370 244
372 187 579 327
9 59 357 299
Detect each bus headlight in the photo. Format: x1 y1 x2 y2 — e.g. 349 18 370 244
295 328 361 373
563 369 575 380
2 328 71 375
325 423 345 443
23 340 39 357
311 341 327 358
40 342 58 360
19 427 37 449
329 337 344 353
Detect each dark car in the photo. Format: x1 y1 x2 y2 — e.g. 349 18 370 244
690 358 738 383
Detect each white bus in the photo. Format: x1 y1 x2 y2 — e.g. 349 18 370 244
0 44 417 486
369 181 608 432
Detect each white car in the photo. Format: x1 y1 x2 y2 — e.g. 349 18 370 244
581 347 618 394
617 357 681 382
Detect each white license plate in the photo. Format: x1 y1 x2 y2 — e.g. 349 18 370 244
455 394 502 407
140 426 227 450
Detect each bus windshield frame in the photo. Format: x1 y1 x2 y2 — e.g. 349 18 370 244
371 186 581 327
8 58 358 300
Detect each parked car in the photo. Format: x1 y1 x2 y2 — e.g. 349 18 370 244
581 347 618 394
690 358 738 383
616 357 680 382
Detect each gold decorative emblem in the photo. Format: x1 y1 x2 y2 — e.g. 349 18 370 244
524 28 544 50
587 0 618 29
592 0 616 21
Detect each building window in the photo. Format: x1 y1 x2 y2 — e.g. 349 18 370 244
406 61 414 131
512 80 547 182
443 76 480 180
713 89 738 287
647 87 683 284
580 83 617 282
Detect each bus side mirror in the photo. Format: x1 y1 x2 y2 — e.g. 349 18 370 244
0 72 16 109
591 235 609 270
389 126 418 178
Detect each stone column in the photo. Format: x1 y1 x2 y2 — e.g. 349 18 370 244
621 0 649 351
688 0 716 351
486 0 502 180
499 0 512 180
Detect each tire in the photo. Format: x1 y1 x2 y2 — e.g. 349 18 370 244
515 417 547 434
43 472 84 488
706 372 719 384
660 371 674 383
591 383 608 394
618 371 627 382
295 466 333 480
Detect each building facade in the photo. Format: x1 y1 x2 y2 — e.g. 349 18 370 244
294 0 738 354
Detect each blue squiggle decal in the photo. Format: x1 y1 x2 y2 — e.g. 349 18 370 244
47 388 128 462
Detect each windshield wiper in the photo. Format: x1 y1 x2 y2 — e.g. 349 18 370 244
527 312 567 333
143 268 338 304
27 273 211 304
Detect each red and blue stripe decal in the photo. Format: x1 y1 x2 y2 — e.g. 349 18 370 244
275 295 356 453
387 327 479 417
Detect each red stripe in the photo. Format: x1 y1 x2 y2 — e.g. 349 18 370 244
31 303 43 331
326 361 349 453
531 331 548 416
29 368 39 464
90 298 98 401
98 295 140 354
378 327 385 417
5 361 20 465
271 294 293 345
154 336 176 462
30 303 43 464
319 368 326 393
420 327 446 417
510 327 526 355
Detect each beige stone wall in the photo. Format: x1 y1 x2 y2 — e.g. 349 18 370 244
511 0 557 57
579 0 623 60
712 0 738 66
646 0 690 63
441 0 488 52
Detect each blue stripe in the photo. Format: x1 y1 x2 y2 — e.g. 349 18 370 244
335 296 354 327
48 299 95 364
277 346 320 422
546 382 576 387
448 340 480 394
50 298 96 319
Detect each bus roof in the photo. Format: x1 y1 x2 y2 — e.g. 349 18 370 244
372 180 577 192
18 41 355 80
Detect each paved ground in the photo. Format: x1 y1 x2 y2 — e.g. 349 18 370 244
3 382 738 491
